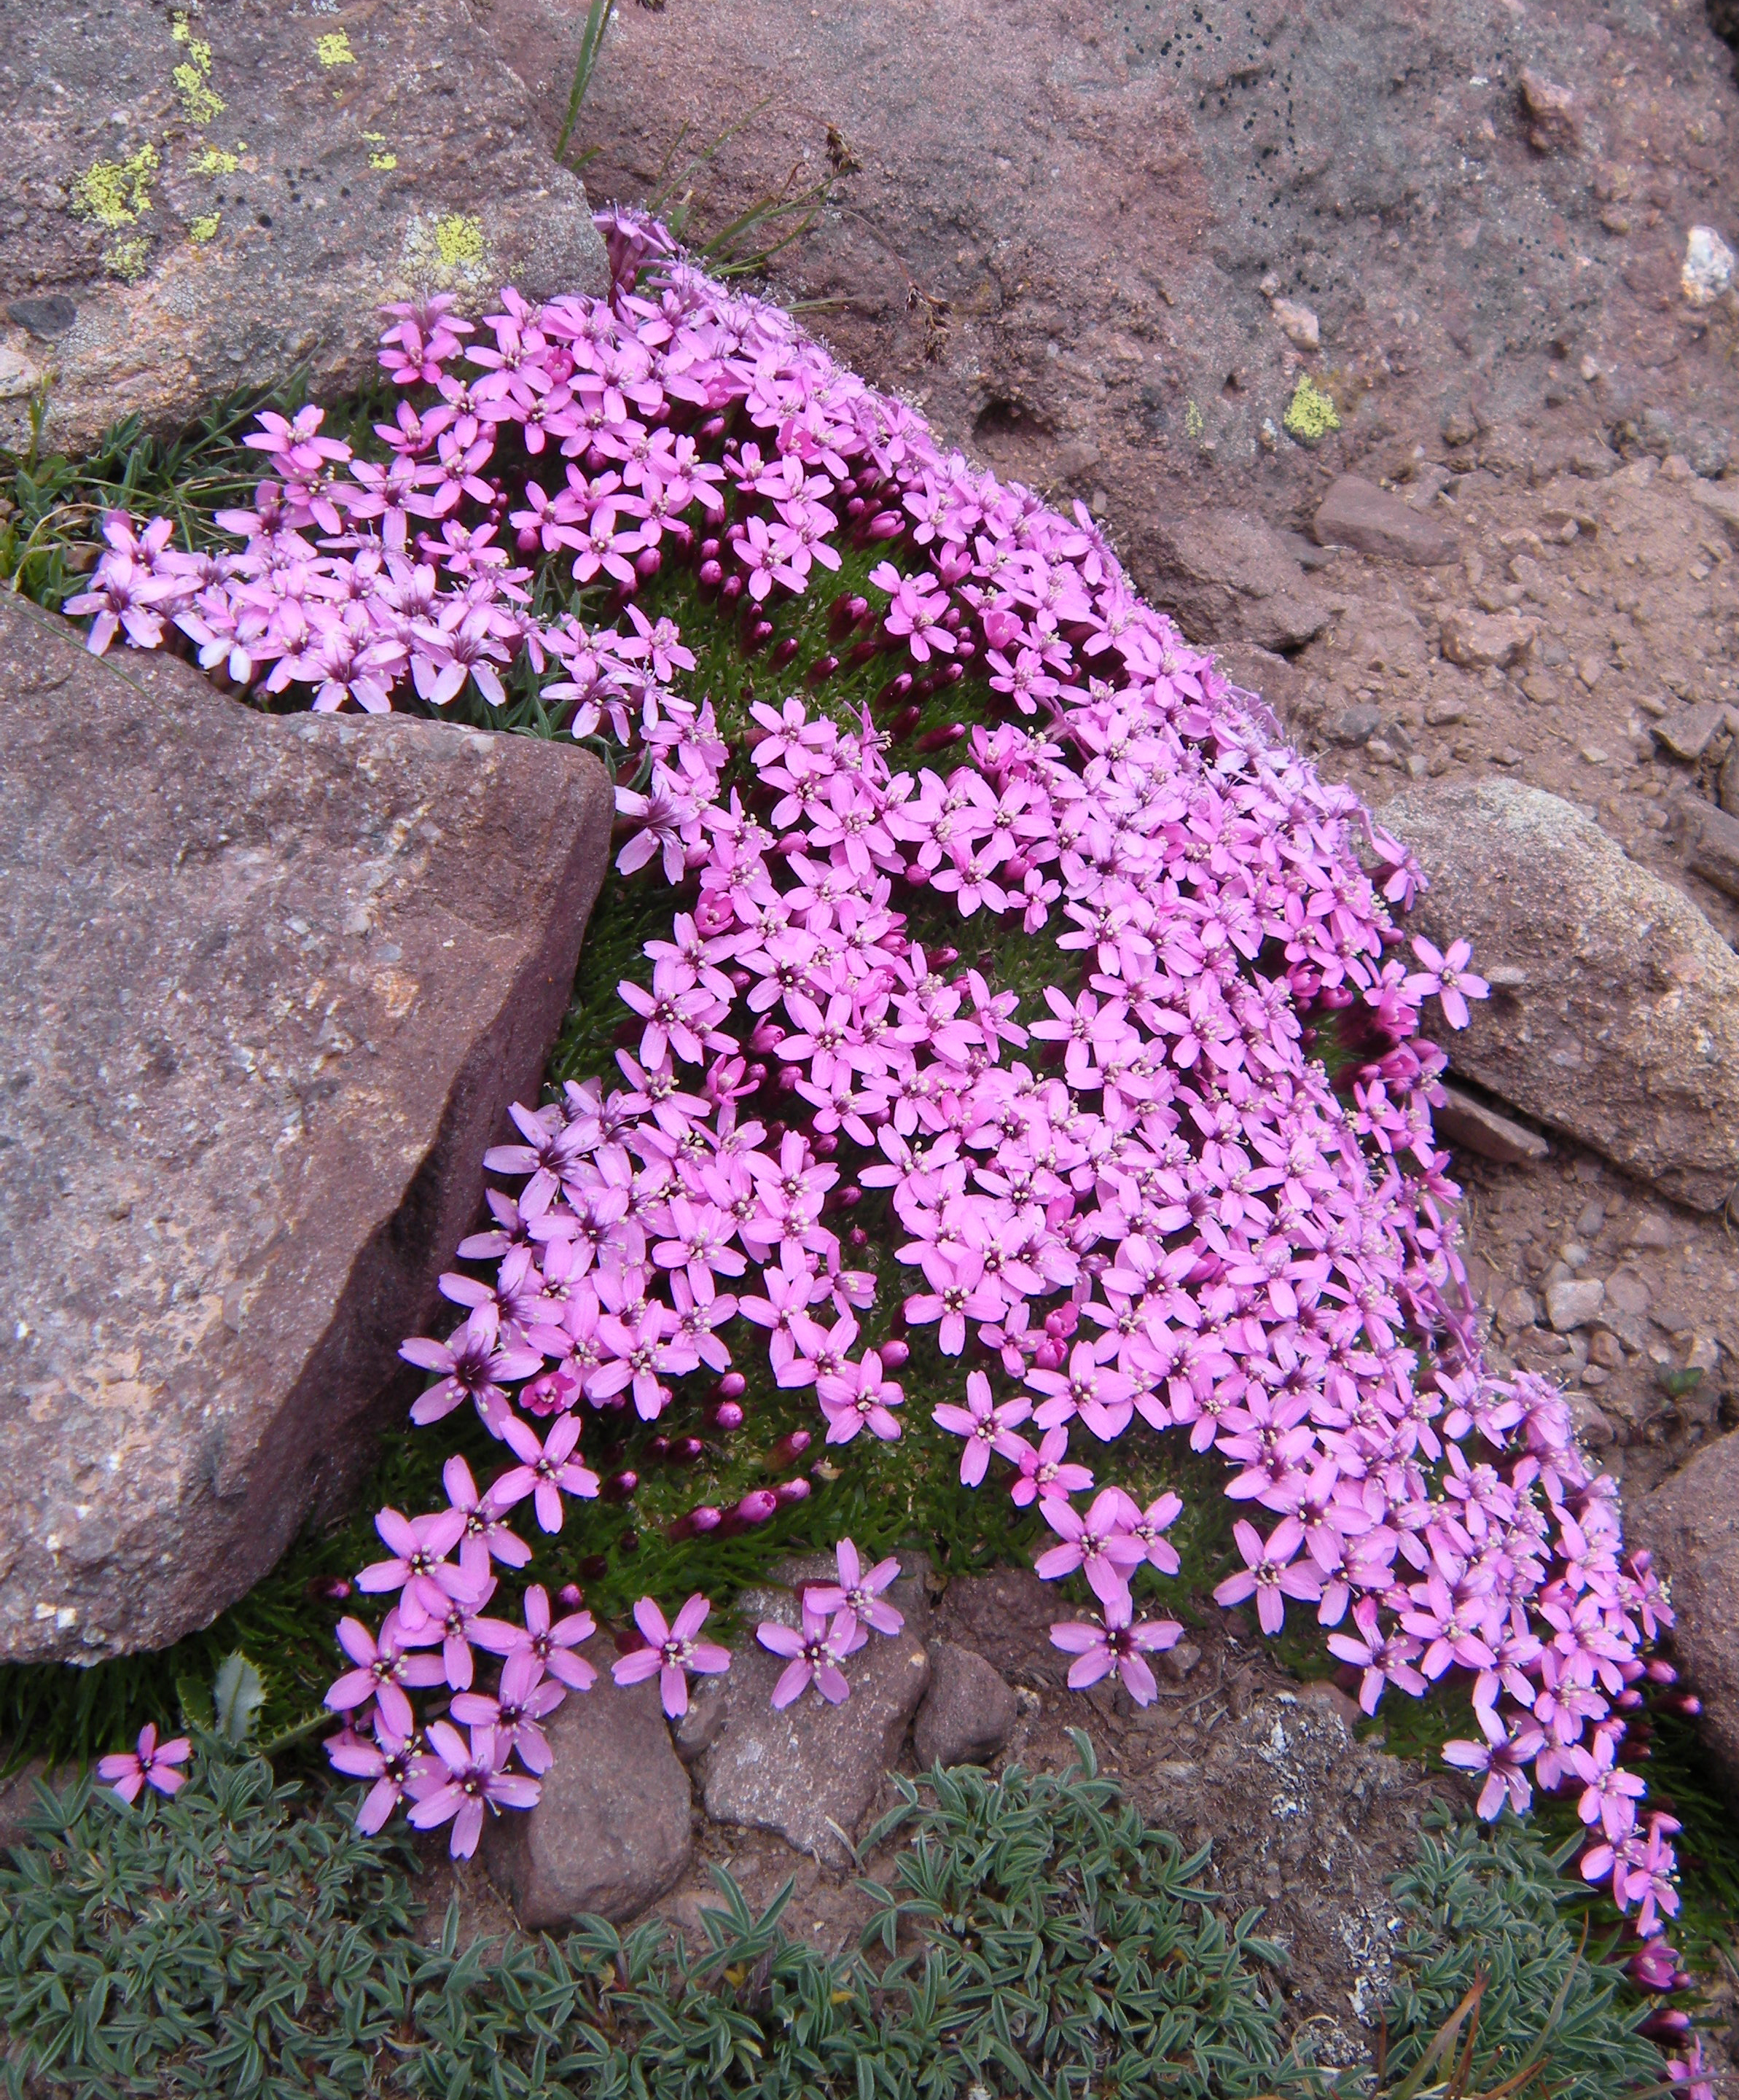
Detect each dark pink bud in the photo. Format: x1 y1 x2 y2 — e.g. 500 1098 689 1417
558 1582 585 1609
745 1061 768 1087
749 1018 786 1053
671 1435 706 1464
308 1574 352 1603
776 1063 802 1091
698 558 724 592
647 1435 671 1461
769 636 800 670
867 510 904 539
917 722 967 753
689 1503 723 1534
765 1429 813 1469
711 1400 745 1432
889 704 922 741
733 1488 779 1526
602 1469 639 1502
743 619 775 654
710 1372 748 1402
517 527 539 552
875 672 913 709
878 1338 910 1370
1033 1338 1066 1372
775 1477 810 1506
804 652 840 687
848 1225 869 1249
698 414 727 440
847 637 880 668
635 546 662 579
719 574 745 606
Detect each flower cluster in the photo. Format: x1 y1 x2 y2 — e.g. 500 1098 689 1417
74 209 1689 2017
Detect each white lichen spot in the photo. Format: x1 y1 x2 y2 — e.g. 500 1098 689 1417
1682 225 1735 306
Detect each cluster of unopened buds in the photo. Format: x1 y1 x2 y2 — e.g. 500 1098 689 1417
74 212 1702 2067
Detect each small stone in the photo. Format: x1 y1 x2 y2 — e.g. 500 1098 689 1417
1652 707 1724 761
1560 1242 1590 1270
1603 1267 1654 1318
1687 1335 1723 1375
1519 69 1579 153
1673 796 1739 902
1270 297 1321 350
1433 1085 1550 1165
1682 225 1737 308
1576 658 1605 691
1440 608 1535 670
1580 746 1609 765
1630 1214 1676 1249
1160 1640 1202 1682
1313 475 1458 566
1425 699 1467 727
483 1650 694 1928
1546 1276 1606 1331
913 1643 1020 1768
1589 1328 1625 1370
1579 1364 1609 1387
1631 1432 1739 1779
1329 705 1383 746
1496 1287 1541 1334
6 295 77 340
1574 1202 1606 1238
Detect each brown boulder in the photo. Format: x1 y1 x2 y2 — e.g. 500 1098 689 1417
1144 509 1331 652
1632 1433 1739 1781
1 0 607 455
0 598 611 1660
484 1647 694 1927
1385 781 1739 1211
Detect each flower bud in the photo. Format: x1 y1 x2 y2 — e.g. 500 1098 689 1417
749 1018 786 1053
889 705 922 741
848 1225 869 1249
558 1583 586 1609
804 652 840 687
602 1469 639 1502
917 722 967 753
697 558 724 593
671 1435 706 1464
775 1477 811 1506
732 1488 780 1527
769 636 800 670
710 1400 745 1432
878 1338 910 1370
765 1429 813 1469
635 546 662 579
689 1503 723 1534
875 671 913 709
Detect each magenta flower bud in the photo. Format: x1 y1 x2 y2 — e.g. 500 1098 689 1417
698 414 727 440
867 510 904 539
698 537 722 564
811 1133 838 1158
727 967 753 994
745 1061 768 1087
878 1338 910 1370
955 635 977 660
1033 1338 1066 1372
1003 854 1031 882
845 496 868 518
875 672 913 709
765 1429 813 1469
847 637 880 668
901 854 929 884
749 1018 786 1053
636 547 661 579
1646 1659 1678 1684
671 1435 706 1464
689 1503 723 1534
803 652 840 687
719 574 745 606
733 1489 780 1527
698 558 724 592
517 526 539 552
602 1469 639 1502
889 704 922 741
558 1582 586 1609
711 1400 745 1432
826 592 857 636
307 1574 352 1603
932 946 959 967
775 1477 810 1506
743 619 775 654
834 1184 861 1209
911 674 937 703
647 1435 671 1461
710 1372 748 1402
848 1225 869 1249
939 660 965 687
917 722 967 753
769 636 800 670
776 1063 802 1091
1679 1694 1703 1715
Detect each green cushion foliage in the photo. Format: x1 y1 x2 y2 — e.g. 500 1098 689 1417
0 1733 1674 2100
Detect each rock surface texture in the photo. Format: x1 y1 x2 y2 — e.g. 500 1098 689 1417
1 0 608 453
697 1575 932 1862
0 599 611 1662
1632 1432 1739 1780
1385 781 1739 1211
912 1642 1020 1769
484 1647 695 1927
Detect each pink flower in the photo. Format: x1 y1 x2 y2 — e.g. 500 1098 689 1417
816 1349 905 1443
757 1602 866 1707
1404 937 1488 1030
1033 1489 1146 1609
327 1719 418 1835
355 1507 477 1633
611 1593 732 1717
324 1608 445 1738
1442 1705 1544 1819
1211 1518 1322 1637
473 1582 598 1690
1049 1599 1182 1706
932 1370 1031 1486
1003 1426 1095 1507
489 1412 600 1533
406 1722 540 1857
98 1723 192 1806
803 1537 904 1636
452 1649 569 1773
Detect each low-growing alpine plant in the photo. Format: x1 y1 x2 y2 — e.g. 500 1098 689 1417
65 206 1705 2079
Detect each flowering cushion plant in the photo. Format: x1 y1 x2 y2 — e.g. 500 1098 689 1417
71 209 1695 2025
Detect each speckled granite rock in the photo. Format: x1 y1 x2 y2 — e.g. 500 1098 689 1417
0 597 611 1661
0 0 607 453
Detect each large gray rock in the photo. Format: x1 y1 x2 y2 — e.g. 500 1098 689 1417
484 1647 694 1928
1631 1433 1739 1781
700 1573 932 1863
0 598 611 1660
1386 781 1739 1211
1 0 608 454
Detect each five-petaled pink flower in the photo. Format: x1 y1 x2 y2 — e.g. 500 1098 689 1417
407 1721 541 1857
757 1601 866 1708
611 1593 732 1717
1049 1599 1182 1706
98 1723 192 1806
1212 1517 1322 1637
803 1537 904 1635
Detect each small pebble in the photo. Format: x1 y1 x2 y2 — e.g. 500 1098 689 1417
1579 745 1609 765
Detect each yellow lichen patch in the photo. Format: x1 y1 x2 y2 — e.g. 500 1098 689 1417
171 15 224 123
1283 374 1341 441
435 214 484 269
105 234 152 283
370 149 398 171
71 145 160 230
192 145 241 175
189 211 221 244
316 30 356 66
1184 399 1205 443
